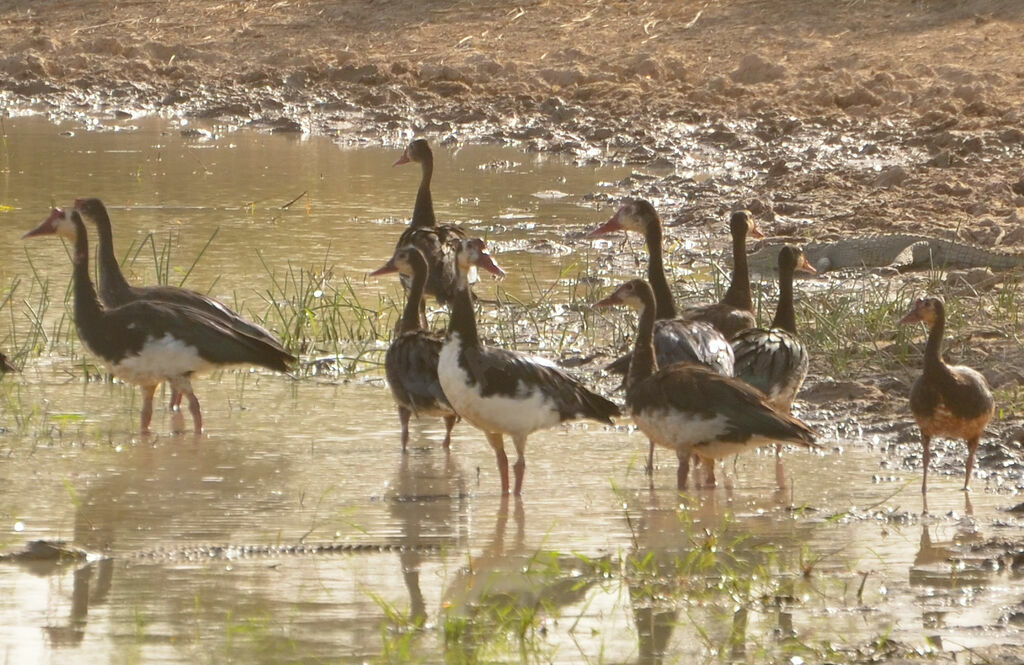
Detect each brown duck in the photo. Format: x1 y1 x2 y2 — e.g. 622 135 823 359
899 297 994 492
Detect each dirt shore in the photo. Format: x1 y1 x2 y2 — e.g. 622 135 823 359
2 0 1023 240
2 0 1023 474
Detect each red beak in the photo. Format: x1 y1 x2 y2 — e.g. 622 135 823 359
23 208 65 239
369 257 399 277
392 150 411 167
475 251 505 277
587 210 623 237
797 255 817 275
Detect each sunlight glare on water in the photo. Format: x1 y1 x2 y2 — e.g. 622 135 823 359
0 116 1022 663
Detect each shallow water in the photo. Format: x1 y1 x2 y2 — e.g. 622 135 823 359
1 117 1022 664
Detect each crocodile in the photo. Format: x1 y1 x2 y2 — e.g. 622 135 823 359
746 234 1024 274
0 539 441 567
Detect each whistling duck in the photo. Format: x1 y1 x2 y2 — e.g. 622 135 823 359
596 279 817 489
731 246 817 412
589 199 735 474
370 245 459 451
0 352 17 375
899 297 994 492
438 238 620 495
73 197 293 410
682 209 762 338
23 208 294 434
393 138 468 324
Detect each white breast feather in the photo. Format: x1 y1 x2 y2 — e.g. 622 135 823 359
112 333 212 384
439 335 563 437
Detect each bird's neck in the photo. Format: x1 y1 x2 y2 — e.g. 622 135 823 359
399 265 428 333
645 224 677 320
771 263 797 333
411 158 436 229
93 214 133 301
628 300 658 388
71 224 104 327
922 314 948 378
447 281 480 349
722 229 753 311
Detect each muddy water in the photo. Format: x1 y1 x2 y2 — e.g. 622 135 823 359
1 117 1022 663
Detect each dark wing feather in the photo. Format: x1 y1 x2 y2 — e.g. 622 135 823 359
397 225 466 305
607 319 734 377
385 330 452 414
681 303 756 339
129 284 290 355
95 301 294 372
731 327 808 404
466 346 619 424
627 364 817 446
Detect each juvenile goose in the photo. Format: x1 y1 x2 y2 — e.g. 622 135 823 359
596 279 818 490
731 246 817 411
73 197 293 409
24 208 294 434
438 239 619 495
393 138 467 323
589 199 735 475
899 297 994 492
370 245 458 451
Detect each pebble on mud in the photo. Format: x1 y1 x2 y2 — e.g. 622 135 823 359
874 165 909 188
729 53 786 85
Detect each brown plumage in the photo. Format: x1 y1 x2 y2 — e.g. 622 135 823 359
681 209 762 338
899 297 994 493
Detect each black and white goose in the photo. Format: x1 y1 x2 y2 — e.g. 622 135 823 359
731 246 817 412
370 245 459 451
24 208 294 434
393 138 468 324
899 297 994 492
438 238 620 495
596 279 818 490
589 199 734 474
589 200 735 378
73 197 293 410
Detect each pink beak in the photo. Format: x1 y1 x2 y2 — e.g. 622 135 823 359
23 208 65 239
587 210 624 237
368 256 399 277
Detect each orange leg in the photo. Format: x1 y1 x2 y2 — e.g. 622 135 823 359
511 434 527 496
485 432 509 495
964 437 980 491
442 415 457 450
921 434 931 494
140 384 157 434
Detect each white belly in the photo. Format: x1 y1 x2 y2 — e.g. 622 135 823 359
438 337 563 437
633 407 774 461
105 334 213 385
